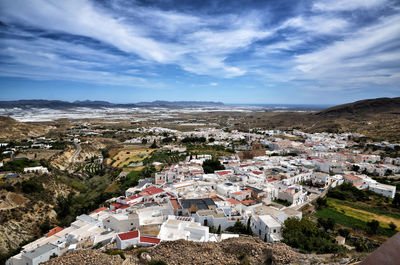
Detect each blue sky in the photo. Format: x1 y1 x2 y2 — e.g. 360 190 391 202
0 0 399 104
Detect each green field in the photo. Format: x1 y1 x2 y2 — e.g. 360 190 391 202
316 198 398 238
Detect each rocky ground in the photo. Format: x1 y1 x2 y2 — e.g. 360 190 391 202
43 249 123 265
0 176 72 256
140 237 307 265
138 236 367 265
18 235 368 265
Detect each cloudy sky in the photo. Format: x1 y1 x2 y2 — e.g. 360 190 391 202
0 0 399 104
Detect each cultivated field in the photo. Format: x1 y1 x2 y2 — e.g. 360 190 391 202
108 148 155 168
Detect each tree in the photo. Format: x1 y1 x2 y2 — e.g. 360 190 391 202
338 228 350 238
202 159 225 174
316 197 327 209
141 165 156 178
246 216 252 235
39 218 51 234
150 140 157 148
217 225 221 234
352 165 360 172
141 138 148 144
282 217 341 254
392 194 400 208
389 222 397 231
317 217 335 231
367 220 379 234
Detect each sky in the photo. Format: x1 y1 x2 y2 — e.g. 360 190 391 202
0 0 399 104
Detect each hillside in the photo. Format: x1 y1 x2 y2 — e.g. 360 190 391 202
228 97 400 142
315 97 400 118
0 116 50 140
44 236 366 265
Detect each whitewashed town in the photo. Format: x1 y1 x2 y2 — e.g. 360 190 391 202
4 125 399 265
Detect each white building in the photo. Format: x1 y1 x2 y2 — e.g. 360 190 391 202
368 183 396 198
116 230 139 249
19 243 59 265
23 166 49 174
158 215 209 242
251 215 282 242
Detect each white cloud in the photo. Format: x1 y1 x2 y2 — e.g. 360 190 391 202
313 0 388 11
210 82 218 86
294 14 400 89
0 0 270 78
280 16 349 34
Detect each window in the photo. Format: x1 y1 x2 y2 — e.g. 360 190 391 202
273 229 276 233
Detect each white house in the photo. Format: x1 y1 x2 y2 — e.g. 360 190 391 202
116 230 140 249
158 215 209 242
23 166 49 174
20 243 60 265
251 215 282 242
368 183 396 199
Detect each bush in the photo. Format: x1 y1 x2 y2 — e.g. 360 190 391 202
318 217 335 231
21 180 44 194
338 228 350 238
316 197 327 209
107 250 126 260
366 220 379 234
226 220 252 235
389 222 397 231
327 183 369 202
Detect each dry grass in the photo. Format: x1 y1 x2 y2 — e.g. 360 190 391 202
108 148 154 168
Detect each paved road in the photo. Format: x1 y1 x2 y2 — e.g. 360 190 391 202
71 142 81 163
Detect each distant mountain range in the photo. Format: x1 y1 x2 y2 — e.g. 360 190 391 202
0 100 224 109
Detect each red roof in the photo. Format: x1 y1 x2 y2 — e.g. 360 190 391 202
252 171 262 175
140 186 164 196
216 170 231 176
45 227 63 237
90 206 107 214
128 194 142 200
240 199 256 205
226 198 240 205
118 230 139 241
140 236 160 244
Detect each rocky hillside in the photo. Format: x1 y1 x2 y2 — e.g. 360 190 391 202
316 97 400 118
41 236 366 265
230 97 400 142
140 237 305 265
0 174 72 258
0 116 50 140
43 249 123 265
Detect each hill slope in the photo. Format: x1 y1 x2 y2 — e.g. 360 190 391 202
0 116 50 140
229 97 400 142
316 97 400 118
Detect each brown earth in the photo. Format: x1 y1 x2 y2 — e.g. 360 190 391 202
0 116 51 140
43 249 123 265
